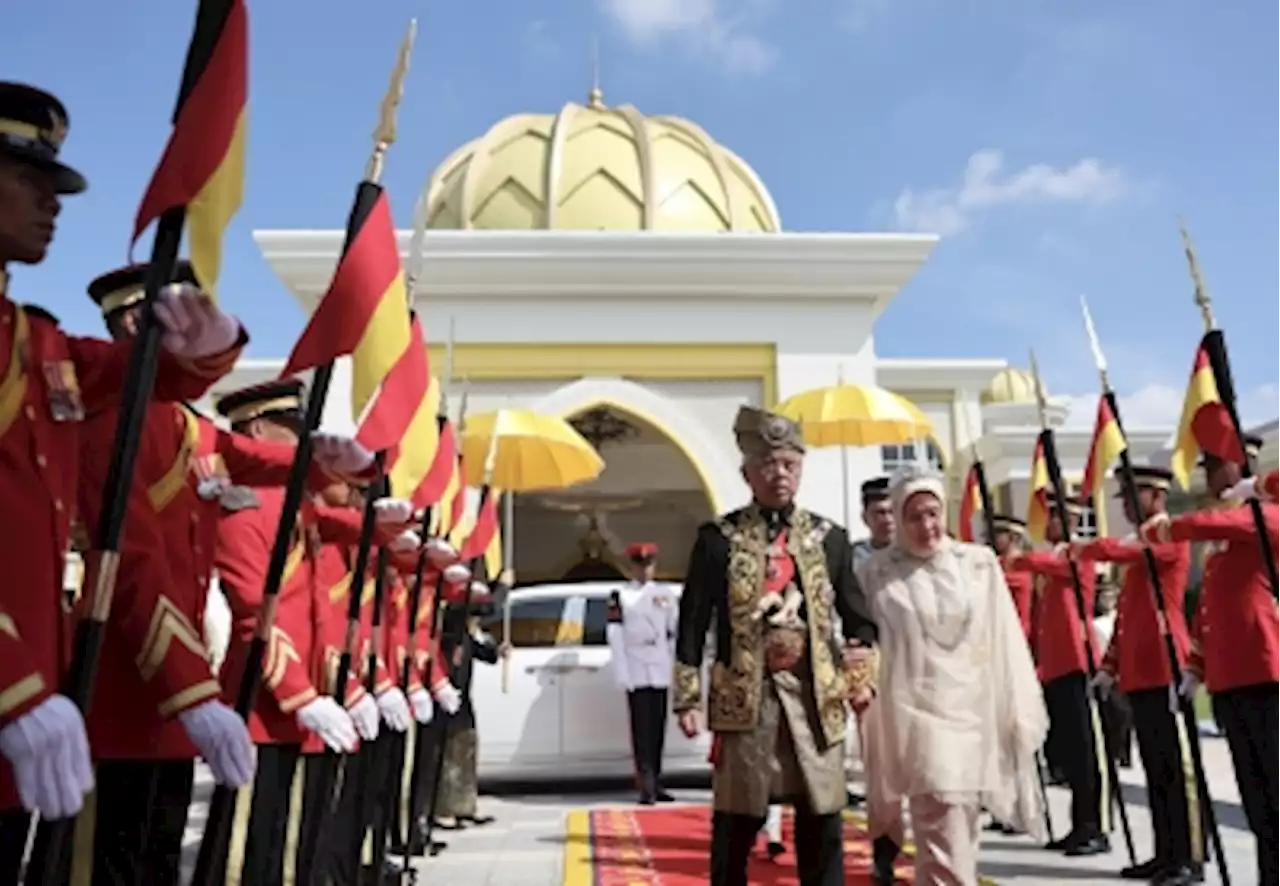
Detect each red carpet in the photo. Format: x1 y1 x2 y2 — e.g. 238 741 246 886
569 805 918 885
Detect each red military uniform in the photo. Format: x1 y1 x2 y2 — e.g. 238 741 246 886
1002 558 1035 642
0 294 242 812
1081 537 1192 694
1158 504 1280 693
1013 547 1098 682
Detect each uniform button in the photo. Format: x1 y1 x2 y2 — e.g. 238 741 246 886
54 499 64 512
36 454 47 468
24 405 35 420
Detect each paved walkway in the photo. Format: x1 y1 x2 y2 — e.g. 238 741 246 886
183 733 1258 885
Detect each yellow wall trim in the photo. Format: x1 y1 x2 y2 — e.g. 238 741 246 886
426 342 777 407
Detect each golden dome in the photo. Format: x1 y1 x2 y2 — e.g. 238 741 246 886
981 367 1043 405
424 88 780 233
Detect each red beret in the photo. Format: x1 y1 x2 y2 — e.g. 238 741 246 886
626 542 659 560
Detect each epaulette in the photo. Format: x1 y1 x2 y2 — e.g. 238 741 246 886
219 485 260 512
605 589 623 624
22 304 60 326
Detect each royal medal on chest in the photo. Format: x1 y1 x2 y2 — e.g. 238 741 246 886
42 359 84 422
192 453 231 500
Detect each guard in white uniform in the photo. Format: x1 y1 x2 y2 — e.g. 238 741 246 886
606 542 679 805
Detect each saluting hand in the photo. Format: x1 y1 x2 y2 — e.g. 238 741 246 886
311 433 376 477
153 282 242 359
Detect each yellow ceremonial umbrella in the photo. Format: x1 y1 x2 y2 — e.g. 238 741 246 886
775 380 935 528
775 382 935 447
460 408 604 493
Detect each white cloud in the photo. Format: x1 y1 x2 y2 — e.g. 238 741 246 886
601 0 776 75
1062 382 1279 434
893 149 1128 235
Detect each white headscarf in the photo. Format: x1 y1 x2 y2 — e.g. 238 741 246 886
889 466 948 557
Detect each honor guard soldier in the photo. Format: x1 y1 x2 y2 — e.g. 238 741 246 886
211 380 362 886
991 516 1034 642
0 82 252 880
673 406 878 886
1010 494 1109 857
1077 465 1201 883
606 541 678 805
1143 435 1278 885
78 261 377 884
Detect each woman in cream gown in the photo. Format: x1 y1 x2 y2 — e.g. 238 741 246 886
860 468 1049 886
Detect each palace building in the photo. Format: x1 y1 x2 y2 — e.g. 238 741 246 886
209 87 1206 583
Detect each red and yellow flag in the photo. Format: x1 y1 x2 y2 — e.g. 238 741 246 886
459 489 503 579
1026 437 1051 543
1171 338 1242 489
282 186 412 427
386 376 443 503
1082 396 1126 538
413 417 456 510
958 465 981 543
132 0 248 299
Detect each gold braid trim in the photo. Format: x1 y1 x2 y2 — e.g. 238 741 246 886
672 662 701 711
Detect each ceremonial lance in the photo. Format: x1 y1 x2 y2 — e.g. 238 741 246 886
1180 223 1277 594
1028 350 1136 864
191 20 418 885
1078 296 1231 884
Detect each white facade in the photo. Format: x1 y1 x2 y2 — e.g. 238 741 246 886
210 229 1184 581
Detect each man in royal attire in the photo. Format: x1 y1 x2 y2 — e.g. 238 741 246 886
672 406 878 886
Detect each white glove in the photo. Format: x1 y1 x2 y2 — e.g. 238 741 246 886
443 563 471 585
425 537 459 567
154 282 242 359
347 694 380 742
1221 477 1260 502
296 697 358 753
0 695 95 819
311 433 375 477
1178 670 1202 700
374 497 415 525
408 688 434 724
433 681 462 716
178 700 255 788
376 688 413 733
1089 670 1115 698
389 529 421 553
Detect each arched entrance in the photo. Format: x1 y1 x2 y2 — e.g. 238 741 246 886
510 397 718 585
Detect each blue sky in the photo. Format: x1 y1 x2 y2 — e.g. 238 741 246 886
5 0 1276 427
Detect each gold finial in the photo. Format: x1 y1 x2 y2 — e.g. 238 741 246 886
1028 348 1050 429
1179 218 1216 332
586 35 605 109
366 18 418 184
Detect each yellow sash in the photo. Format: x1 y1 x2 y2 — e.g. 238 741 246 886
147 407 201 511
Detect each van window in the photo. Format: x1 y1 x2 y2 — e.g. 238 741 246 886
481 596 592 649
581 596 610 647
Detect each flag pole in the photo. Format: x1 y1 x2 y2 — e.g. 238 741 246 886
1028 351 1136 863
1179 223 1277 594
1079 298 1230 883
191 21 418 884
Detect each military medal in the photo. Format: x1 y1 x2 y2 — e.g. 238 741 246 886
192 453 230 500
42 359 84 422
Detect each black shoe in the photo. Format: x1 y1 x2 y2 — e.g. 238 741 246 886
655 790 676 802
1000 823 1024 836
1045 831 1076 851
462 814 495 826
984 819 1007 832
1120 858 1165 880
432 817 466 831
638 794 656 806
766 841 785 861
1153 865 1201 886
846 790 865 809
871 836 899 886
1063 833 1110 857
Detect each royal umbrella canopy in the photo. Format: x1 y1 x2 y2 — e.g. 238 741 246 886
774 383 935 448
460 408 605 492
